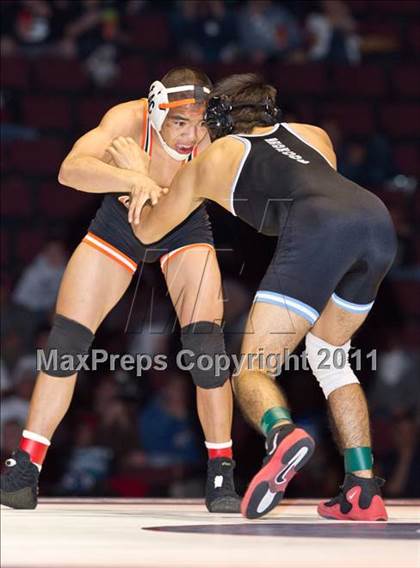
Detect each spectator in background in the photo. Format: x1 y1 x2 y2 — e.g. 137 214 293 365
1 421 23 463
172 0 238 63
305 0 360 64
369 334 420 497
12 240 67 317
0 366 37 428
56 0 127 85
1 359 11 394
237 0 302 63
384 411 420 497
56 419 113 495
138 374 200 467
370 336 420 421
338 141 369 186
332 132 395 188
0 0 79 57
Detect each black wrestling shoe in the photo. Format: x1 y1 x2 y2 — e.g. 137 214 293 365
205 457 241 513
1 450 39 509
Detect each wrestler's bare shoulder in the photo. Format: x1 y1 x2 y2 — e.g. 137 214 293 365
101 99 145 126
287 122 334 148
286 122 336 167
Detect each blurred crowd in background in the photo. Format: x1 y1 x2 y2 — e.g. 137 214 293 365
1 0 419 499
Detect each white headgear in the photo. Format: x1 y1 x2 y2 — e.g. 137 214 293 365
147 80 210 161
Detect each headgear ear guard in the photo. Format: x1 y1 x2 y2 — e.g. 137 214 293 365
204 96 234 139
204 95 281 139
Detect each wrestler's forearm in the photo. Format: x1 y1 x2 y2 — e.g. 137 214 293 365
58 156 147 194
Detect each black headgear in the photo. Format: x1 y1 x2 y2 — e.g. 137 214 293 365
204 95 281 139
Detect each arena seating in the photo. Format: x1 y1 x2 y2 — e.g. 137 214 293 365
1 5 419 315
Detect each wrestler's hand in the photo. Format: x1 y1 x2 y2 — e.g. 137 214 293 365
106 137 150 174
119 181 168 225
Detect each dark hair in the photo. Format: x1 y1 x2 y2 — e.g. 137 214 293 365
160 67 212 103
211 73 278 133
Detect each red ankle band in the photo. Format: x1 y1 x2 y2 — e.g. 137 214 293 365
20 437 49 466
208 447 233 460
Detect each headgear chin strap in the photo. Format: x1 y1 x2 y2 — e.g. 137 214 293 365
148 80 210 161
204 95 281 140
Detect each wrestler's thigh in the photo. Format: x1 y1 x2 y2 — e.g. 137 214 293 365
311 299 368 346
240 301 310 373
56 242 133 332
162 245 223 326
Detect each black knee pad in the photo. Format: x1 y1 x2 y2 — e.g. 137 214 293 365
39 314 95 377
180 321 230 389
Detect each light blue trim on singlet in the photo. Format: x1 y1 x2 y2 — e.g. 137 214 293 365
331 293 375 313
254 290 320 325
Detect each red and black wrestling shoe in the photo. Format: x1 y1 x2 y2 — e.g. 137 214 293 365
1 450 39 509
241 424 315 519
318 473 388 521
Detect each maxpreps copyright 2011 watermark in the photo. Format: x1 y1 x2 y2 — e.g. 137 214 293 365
36 347 377 377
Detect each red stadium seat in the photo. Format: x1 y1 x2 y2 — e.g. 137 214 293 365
1 229 10 268
380 104 420 137
374 189 407 207
16 228 46 263
118 57 149 93
78 97 119 131
22 96 72 130
1 177 32 216
270 64 327 95
372 0 420 14
393 144 420 176
402 323 420 350
211 61 265 82
322 102 374 135
128 15 170 51
39 182 97 218
392 281 420 317
1 57 30 89
359 22 402 52
9 138 66 175
152 59 196 82
1 144 11 175
408 23 420 54
33 58 89 90
344 0 370 15
392 65 420 97
332 66 387 97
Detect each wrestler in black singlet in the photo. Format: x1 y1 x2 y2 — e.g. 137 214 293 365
229 123 397 324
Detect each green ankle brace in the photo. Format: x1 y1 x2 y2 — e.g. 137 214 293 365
344 447 373 472
260 407 291 436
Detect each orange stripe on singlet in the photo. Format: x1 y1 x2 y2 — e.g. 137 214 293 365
160 243 215 268
82 232 137 273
